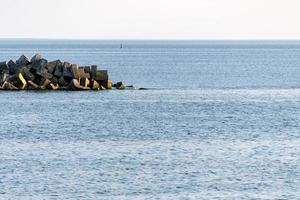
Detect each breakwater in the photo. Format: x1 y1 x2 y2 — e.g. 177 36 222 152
0 54 125 90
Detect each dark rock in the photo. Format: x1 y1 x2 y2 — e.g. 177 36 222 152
14 65 24 75
32 58 47 74
0 73 8 84
39 72 53 80
79 78 85 85
54 61 63 77
46 60 59 74
70 64 79 79
63 62 71 68
63 62 73 78
8 74 18 83
23 67 35 81
115 82 125 90
58 76 66 86
94 70 108 81
31 54 42 63
2 69 9 74
16 54 30 66
91 65 97 79
7 60 20 75
7 60 16 68
50 76 58 84
84 66 91 74
0 62 8 72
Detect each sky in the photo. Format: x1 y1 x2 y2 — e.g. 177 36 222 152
0 0 299 40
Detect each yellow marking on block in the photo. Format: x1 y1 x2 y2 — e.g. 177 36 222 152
107 80 113 89
85 78 90 88
93 80 100 90
18 73 27 90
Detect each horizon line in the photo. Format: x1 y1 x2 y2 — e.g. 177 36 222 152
0 37 300 41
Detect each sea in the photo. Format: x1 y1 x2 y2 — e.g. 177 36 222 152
0 40 299 199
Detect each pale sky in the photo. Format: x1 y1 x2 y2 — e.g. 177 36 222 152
0 0 299 39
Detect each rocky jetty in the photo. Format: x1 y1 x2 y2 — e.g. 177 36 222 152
0 54 125 90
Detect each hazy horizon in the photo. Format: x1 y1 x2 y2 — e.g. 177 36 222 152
0 38 300 41
0 0 299 40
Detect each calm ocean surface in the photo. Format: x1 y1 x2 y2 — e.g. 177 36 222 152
0 40 299 199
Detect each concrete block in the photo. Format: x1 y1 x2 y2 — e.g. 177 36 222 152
70 64 79 79
91 65 97 79
107 80 113 89
23 67 35 81
8 74 18 83
50 83 59 90
4 82 18 90
84 66 91 74
31 54 42 63
58 76 66 86
39 72 53 80
63 62 73 78
115 82 125 90
54 62 63 77
50 76 58 84
0 62 8 72
46 60 59 74
28 80 39 89
16 54 30 66
94 70 108 81
0 73 8 84
40 79 51 89
7 60 17 74
32 58 47 73
71 79 90 90
92 80 100 90
78 68 90 79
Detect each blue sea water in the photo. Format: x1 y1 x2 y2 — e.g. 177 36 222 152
0 40 299 199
